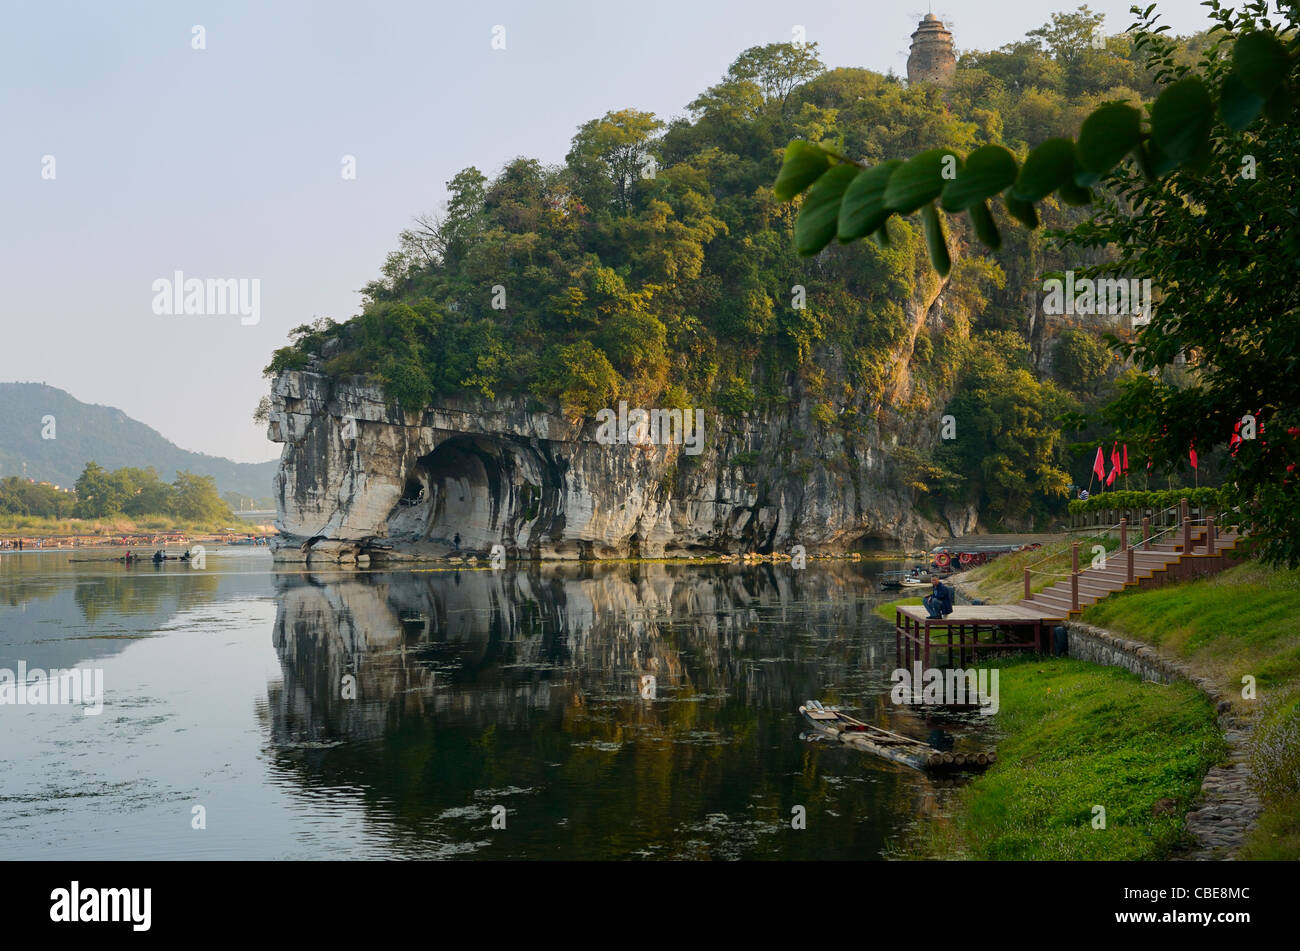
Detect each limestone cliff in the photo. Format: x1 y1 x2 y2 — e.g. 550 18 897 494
267 280 977 565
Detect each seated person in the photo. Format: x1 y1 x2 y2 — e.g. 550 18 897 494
922 576 954 619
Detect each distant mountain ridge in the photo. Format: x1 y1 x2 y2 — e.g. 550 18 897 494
0 382 277 498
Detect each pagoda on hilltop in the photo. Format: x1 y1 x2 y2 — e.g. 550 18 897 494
907 13 956 86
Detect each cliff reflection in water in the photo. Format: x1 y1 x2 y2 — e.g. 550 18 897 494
264 563 971 859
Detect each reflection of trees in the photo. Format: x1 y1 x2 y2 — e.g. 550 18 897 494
263 563 978 859
0 557 222 620
0 578 62 609
74 570 222 624
0 556 83 609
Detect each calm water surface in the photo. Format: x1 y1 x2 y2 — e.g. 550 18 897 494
0 552 992 859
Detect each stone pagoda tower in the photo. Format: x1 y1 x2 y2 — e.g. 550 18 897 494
906 13 956 86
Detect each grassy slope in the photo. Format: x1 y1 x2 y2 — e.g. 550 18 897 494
919 657 1224 860
1080 561 1300 859
1082 561 1300 702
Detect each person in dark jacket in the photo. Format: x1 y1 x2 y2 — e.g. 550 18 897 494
923 576 954 619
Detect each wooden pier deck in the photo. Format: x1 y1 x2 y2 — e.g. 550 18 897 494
895 604 1060 667
899 508 1246 665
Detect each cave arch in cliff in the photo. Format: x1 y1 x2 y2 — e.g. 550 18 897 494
383 435 563 557
412 437 505 553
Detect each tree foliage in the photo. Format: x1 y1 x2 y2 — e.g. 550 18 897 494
777 1 1300 563
934 331 1076 524
70 462 233 522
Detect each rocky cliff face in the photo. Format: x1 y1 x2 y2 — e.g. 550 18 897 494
267 282 976 565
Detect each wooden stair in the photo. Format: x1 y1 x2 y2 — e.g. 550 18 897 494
1016 524 1242 620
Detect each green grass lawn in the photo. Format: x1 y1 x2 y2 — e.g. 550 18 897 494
918 656 1224 860
1082 562 1300 701
1080 561 1300 859
874 596 923 621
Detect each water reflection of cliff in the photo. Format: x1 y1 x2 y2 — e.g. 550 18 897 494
267 563 883 743
264 563 984 859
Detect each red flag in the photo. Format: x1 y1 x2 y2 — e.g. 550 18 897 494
1109 441 1122 483
1122 443 1129 473
1092 446 1106 481
1189 442 1198 469
1229 420 1243 456
1146 456 1153 471
1106 467 1117 486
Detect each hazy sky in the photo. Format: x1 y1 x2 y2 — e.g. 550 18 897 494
2 0 1215 463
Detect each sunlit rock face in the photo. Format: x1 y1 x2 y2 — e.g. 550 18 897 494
266 283 968 564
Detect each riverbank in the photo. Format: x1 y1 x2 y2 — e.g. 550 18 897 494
1080 562 1300 860
0 513 274 551
940 555 1300 860
911 656 1224 859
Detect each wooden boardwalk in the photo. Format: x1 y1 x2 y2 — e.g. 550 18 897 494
1017 519 1242 619
898 507 1245 666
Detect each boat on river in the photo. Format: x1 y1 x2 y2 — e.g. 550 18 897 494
799 700 994 772
879 563 944 590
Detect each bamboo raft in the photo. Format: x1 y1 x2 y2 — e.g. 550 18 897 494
799 701 995 772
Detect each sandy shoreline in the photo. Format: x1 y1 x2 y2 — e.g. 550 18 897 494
0 529 272 552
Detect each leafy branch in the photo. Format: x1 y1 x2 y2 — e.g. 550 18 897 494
774 5 1295 275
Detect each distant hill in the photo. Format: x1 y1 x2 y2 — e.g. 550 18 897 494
0 382 278 499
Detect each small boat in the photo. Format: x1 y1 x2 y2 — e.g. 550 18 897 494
799 701 994 772
880 565 935 590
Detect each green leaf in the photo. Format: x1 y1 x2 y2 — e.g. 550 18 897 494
1004 191 1039 229
968 200 1001 250
1058 179 1093 206
1076 103 1142 174
1264 84 1293 124
1183 134 1214 172
1146 138 1178 176
1133 143 1157 181
940 145 1017 212
838 160 900 241
883 148 959 215
1233 31 1290 98
1013 138 1076 202
1073 166 1102 187
795 164 859 255
773 140 831 201
1219 72 1266 131
920 204 951 277
1150 77 1213 165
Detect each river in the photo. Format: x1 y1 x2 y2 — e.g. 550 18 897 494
0 551 993 859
